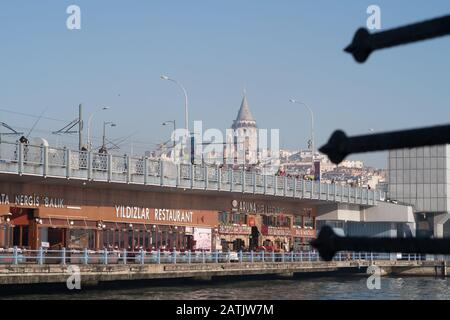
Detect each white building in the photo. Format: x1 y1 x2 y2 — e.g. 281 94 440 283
388 145 450 237
339 160 364 169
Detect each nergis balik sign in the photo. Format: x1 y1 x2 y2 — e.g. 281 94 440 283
0 193 65 208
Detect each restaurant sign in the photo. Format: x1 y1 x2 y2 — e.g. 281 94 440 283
261 225 292 237
0 193 65 208
232 200 282 215
115 206 194 223
218 224 252 235
292 228 316 238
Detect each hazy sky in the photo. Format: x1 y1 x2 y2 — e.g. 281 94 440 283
0 1 449 168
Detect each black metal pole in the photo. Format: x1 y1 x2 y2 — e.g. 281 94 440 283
345 14 450 63
312 226 450 261
319 124 450 165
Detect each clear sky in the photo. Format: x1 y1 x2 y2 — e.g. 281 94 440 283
0 1 449 168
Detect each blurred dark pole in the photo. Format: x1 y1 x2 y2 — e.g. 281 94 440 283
320 124 450 165
345 14 450 63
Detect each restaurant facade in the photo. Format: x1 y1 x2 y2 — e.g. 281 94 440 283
0 178 317 252
218 200 317 251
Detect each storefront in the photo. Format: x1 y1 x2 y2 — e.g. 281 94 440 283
0 188 218 251
292 208 317 251
261 225 292 251
217 223 252 251
292 227 316 251
0 180 316 252
218 199 317 251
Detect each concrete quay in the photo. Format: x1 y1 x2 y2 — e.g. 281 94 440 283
0 260 447 286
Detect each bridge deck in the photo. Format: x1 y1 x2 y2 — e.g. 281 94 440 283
0 140 383 205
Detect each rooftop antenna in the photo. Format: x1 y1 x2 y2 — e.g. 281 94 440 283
52 118 79 135
0 122 24 143
0 122 24 136
108 131 140 149
52 104 83 150
26 107 48 139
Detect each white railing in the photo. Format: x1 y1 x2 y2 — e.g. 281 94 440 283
0 248 427 266
0 141 385 205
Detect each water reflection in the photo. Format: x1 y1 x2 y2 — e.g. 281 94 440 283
2 277 450 300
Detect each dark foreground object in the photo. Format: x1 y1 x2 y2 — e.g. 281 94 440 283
312 226 450 261
345 14 450 63
319 124 450 165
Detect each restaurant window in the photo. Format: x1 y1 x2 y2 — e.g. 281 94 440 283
145 230 153 249
127 231 134 249
304 216 315 229
219 211 247 225
136 230 145 249
280 216 291 227
116 230 125 249
102 229 114 249
294 215 303 227
167 229 173 249
219 212 227 223
159 226 169 249
1 225 13 248
67 229 95 249
13 226 29 248
151 227 157 249
263 215 291 227
293 237 302 251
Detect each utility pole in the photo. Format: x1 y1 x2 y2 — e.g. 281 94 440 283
78 104 83 150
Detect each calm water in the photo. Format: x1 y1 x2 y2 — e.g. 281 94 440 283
2 276 450 300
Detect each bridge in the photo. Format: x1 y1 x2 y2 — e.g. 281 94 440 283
0 139 414 259
0 140 383 205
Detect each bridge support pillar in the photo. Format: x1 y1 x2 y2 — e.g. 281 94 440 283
433 212 450 238
432 213 450 261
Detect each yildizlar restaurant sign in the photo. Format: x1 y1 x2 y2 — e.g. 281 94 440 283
115 205 194 223
0 193 65 208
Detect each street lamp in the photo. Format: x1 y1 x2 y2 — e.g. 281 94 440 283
101 121 117 152
160 75 189 137
0 212 12 224
289 99 315 170
162 120 176 148
87 107 110 150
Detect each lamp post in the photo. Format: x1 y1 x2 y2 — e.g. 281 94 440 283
289 99 315 172
87 107 110 151
101 121 117 153
160 75 189 137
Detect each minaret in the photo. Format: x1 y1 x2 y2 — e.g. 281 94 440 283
230 91 258 165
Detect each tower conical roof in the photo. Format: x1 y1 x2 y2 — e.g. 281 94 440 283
235 94 255 122
232 92 257 130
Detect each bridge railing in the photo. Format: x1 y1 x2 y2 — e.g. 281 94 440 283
0 247 435 266
0 140 385 205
